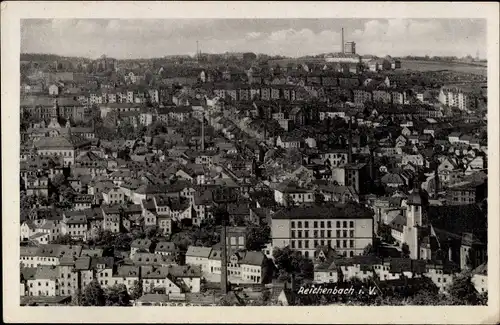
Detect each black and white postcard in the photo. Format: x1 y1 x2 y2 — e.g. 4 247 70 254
2 1 499 324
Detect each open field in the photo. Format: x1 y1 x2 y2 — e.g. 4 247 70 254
400 60 487 76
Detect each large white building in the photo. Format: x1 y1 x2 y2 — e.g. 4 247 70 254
324 53 362 64
438 86 477 111
271 203 374 258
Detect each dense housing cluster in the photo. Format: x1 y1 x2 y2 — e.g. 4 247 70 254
19 52 487 306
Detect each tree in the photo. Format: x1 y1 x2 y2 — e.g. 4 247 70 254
273 246 314 282
363 244 374 256
82 279 106 306
21 194 37 212
113 233 133 251
51 173 66 189
94 229 115 247
105 284 131 306
401 243 410 258
58 185 76 209
70 288 83 306
447 273 480 305
130 280 143 301
145 225 162 239
51 234 76 245
117 121 136 140
378 224 395 244
246 225 271 251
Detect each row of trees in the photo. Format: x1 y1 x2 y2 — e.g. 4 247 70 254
72 279 144 306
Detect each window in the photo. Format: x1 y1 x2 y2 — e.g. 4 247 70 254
298 241 302 249
349 230 354 237
297 221 302 228
349 251 354 257
304 231 309 238
350 240 354 248
327 230 331 237
304 221 309 228
320 221 325 228
336 221 340 228
291 241 295 249
291 231 296 238
350 221 354 228
336 240 340 248
327 221 331 228
305 241 309 248
298 231 302 238
314 230 318 238
291 221 295 228
343 221 347 228
314 221 318 228
343 230 348 237
336 230 341 237
343 240 347 248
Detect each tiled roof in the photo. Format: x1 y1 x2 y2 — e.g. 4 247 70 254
34 265 58 280
186 246 212 258
131 239 153 249
168 265 202 278
155 241 178 253
240 251 266 266
272 203 373 220
34 136 75 149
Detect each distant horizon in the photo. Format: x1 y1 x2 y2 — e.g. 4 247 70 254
20 51 487 62
21 19 487 60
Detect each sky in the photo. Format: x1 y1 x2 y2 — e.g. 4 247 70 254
21 18 487 59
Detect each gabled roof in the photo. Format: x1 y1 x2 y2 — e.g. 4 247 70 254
240 251 266 266
155 241 179 253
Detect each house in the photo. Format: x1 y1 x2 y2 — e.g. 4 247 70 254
448 132 462 144
61 212 89 241
185 246 212 274
25 265 59 297
155 242 179 257
240 251 267 284
274 182 315 206
381 173 405 188
276 135 301 149
130 239 154 257
314 260 339 284
271 203 374 258
471 263 487 294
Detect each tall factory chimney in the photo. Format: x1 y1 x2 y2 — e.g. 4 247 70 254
347 118 353 163
201 112 205 151
220 220 228 294
341 28 344 54
196 40 200 62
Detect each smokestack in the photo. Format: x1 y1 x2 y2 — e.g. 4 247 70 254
434 161 439 197
201 112 205 151
196 40 199 62
348 119 352 163
220 220 228 294
369 149 374 180
341 28 344 54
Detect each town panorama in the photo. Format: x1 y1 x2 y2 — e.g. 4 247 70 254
19 21 488 307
